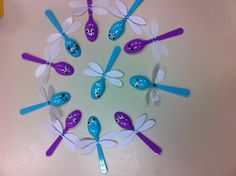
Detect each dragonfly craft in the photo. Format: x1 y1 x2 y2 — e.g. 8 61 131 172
124 19 184 61
114 112 162 155
19 85 71 119
45 9 81 57
69 0 110 42
21 47 74 85
83 46 123 99
108 0 146 40
78 116 117 174
129 64 191 105
45 110 82 156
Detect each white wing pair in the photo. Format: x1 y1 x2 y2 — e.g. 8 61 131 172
69 0 110 16
78 131 117 155
83 62 124 87
118 114 155 148
146 64 166 105
109 0 146 35
35 47 60 84
143 19 168 61
39 85 61 122
47 17 81 52
45 119 80 151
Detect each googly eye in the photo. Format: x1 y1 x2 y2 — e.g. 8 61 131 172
91 29 95 33
115 118 119 122
68 114 72 118
92 117 96 122
73 118 78 123
136 78 139 81
108 33 111 37
61 94 65 97
86 29 89 33
88 121 91 125
135 83 139 88
112 36 116 40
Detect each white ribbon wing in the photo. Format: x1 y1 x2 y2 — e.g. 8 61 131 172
35 64 47 78
127 20 142 35
81 142 97 155
66 21 81 35
89 62 104 74
39 86 48 101
152 89 161 105
155 67 166 83
151 19 159 37
115 0 127 16
84 68 102 77
69 1 87 9
106 77 123 87
152 43 161 61
63 133 80 151
41 66 50 85
93 7 109 15
106 70 124 78
120 132 136 148
45 119 63 135
100 140 117 148
100 131 119 141
72 7 88 16
108 6 124 18
63 17 74 33
129 16 146 25
118 130 134 139
49 106 61 122
47 33 61 43
78 139 96 149
137 119 156 132
94 0 110 8
134 114 147 130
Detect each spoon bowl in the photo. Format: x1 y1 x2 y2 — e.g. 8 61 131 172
65 110 82 129
52 62 74 76
87 116 100 140
64 36 81 57
85 16 98 42
91 79 105 99
51 92 71 106
129 75 152 90
108 19 126 41
114 112 134 130
124 38 150 54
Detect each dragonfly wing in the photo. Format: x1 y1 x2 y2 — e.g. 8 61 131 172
129 15 146 25
152 63 160 82
41 66 50 85
106 77 123 87
89 62 103 74
100 140 117 148
108 5 124 18
81 142 97 155
63 133 80 151
118 130 134 139
92 7 109 15
155 67 166 83
100 131 119 141
45 119 63 135
94 0 110 8
120 133 136 148
145 88 152 106
39 86 48 101
134 113 147 130
66 20 81 35
115 0 127 16
35 64 47 78
157 42 168 56
151 19 159 37
62 17 74 33
47 84 54 99
47 33 61 43
152 88 161 105
152 43 161 62
138 119 156 132
127 20 142 35
49 106 61 122
143 23 153 38
45 46 60 62
72 7 88 16
78 139 96 149
83 68 102 77
69 1 87 8
106 70 124 78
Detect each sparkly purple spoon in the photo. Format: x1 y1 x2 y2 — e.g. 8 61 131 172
21 53 74 76
124 27 184 54
85 0 98 42
114 111 162 155
46 110 82 156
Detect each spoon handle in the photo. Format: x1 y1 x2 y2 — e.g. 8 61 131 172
156 28 184 41
127 0 143 16
46 135 63 157
96 143 108 174
21 53 47 65
136 132 162 155
104 46 121 73
19 102 49 115
156 84 191 97
45 9 63 34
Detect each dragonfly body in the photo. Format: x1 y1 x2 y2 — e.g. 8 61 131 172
45 9 81 57
84 46 123 99
130 75 191 97
124 19 184 59
21 53 74 76
19 86 71 115
108 0 145 40
46 110 82 156
114 112 162 155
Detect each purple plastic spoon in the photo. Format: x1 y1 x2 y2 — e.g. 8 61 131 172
85 0 98 42
124 27 184 54
21 53 74 76
46 110 82 156
114 111 162 155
